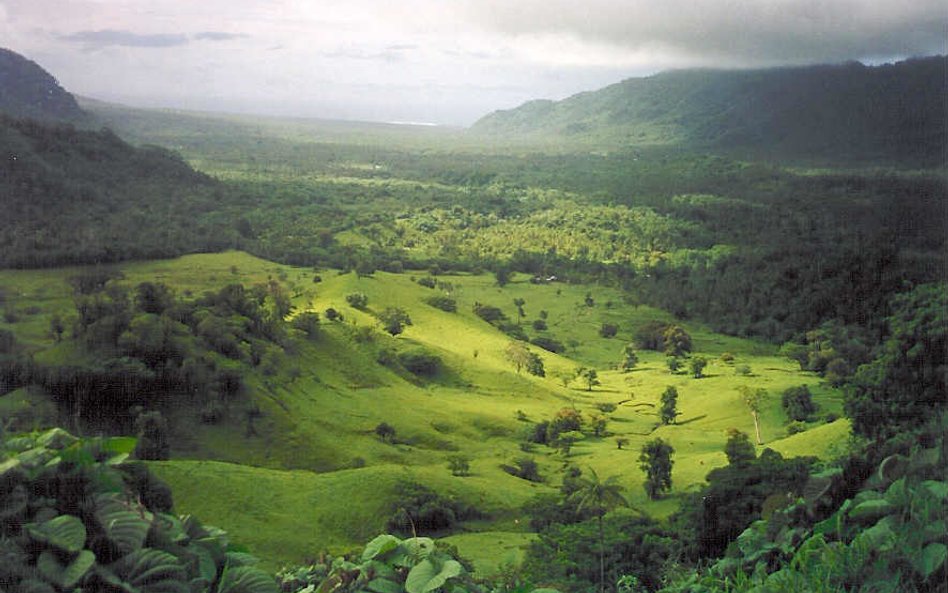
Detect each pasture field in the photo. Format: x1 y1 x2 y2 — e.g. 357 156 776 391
0 251 847 574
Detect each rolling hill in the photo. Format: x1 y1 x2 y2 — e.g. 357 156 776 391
471 56 947 166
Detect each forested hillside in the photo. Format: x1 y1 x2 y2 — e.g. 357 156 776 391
473 57 947 166
0 48 85 121
0 115 244 267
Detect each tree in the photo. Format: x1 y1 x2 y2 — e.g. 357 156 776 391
615 437 629 450
494 266 511 287
513 298 526 324
49 313 65 342
689 356 708 378
374 422 396 443
662 325 692 357
447 455 470 476
620 344 639 371
581 368 600 391
844 284 947 440
133 410 170 460
378 307 411 336
599 323 618 338
660 386 679 425
724 428 756 465
571 468 628 593
666 356 682 373
557 430 584 456
781 385 816 421
588 414 608 437
345 292 368 310
505 341 531 373
739 386 766 444
291 311 320 338
639 438 674 499
525 351 545 377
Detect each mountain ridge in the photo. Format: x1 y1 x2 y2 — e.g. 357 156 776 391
0 47 85 121
471 56 948 165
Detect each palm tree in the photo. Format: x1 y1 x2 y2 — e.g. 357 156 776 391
572 468 628 593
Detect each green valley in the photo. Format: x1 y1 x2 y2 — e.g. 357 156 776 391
0 45 945 593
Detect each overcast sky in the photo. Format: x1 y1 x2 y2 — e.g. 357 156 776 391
2 0 945 125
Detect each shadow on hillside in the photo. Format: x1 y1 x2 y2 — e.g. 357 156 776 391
675 414 708 426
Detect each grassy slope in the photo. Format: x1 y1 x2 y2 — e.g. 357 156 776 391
0 251 848 574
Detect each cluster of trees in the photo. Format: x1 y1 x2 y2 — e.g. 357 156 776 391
5 274 300 437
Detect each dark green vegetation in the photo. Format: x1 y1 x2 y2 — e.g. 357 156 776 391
0 48 84 121
473 57 947 167
0 427 279 593
0 49 946 593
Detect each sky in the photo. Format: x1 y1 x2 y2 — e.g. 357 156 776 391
1 0 945 126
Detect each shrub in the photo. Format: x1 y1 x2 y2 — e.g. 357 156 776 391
689 356 708 378
735 364 752 375
375 422 396 442
397 349 441 377
782 385 817 421
531 336 565 353
635 320 670 351
378 307 412 336
532 319 548 331
599 323 618 338
501 457 542 482
345 292 368 310
385 482 479 536
324 307 342 321
417 276 437 288
447 455 471 476
473 302 506 323
291 311 320 337
786 421 808 435
596 402 618 414
499 322 527 341
424 295 457 312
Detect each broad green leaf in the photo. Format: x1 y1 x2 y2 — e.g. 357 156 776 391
917 543 947 580
37 549 95 589
217 565 279 593
848 499 893 524
188 541 219 585
35 428 78 450
367 577 403 593
27 514 87 553
362 534 401 561
109 548 188 593
405 558 462 593
154 513 188 544
226 551 261 567
96 494 153 554
922 480 948 501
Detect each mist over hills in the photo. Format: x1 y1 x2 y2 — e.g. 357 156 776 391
472 56 948 166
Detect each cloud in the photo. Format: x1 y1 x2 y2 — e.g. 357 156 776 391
459 0 948 67
61 29 189 49
193 31 249 42
60 29 248 50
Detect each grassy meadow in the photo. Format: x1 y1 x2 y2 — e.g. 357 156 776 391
0 250 848 574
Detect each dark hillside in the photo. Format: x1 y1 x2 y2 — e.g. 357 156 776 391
0 47 85 121
0 115 241 267
472 56 947 166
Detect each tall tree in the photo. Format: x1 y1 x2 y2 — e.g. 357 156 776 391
639 438 674 499
660 386 679 425
572 468 628 593
739 386 766 444
513 298 526 325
